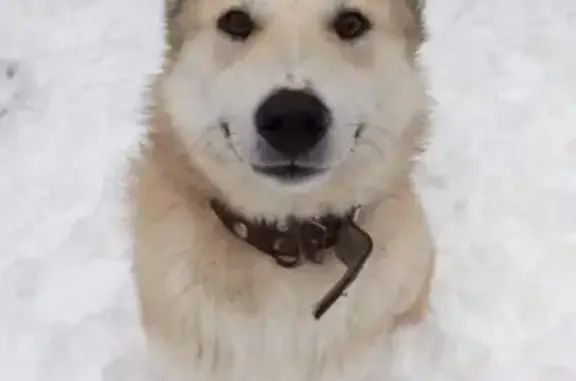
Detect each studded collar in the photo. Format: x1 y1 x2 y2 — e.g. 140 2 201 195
209 200 374 319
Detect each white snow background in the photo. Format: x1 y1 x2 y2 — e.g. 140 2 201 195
0 0 575 380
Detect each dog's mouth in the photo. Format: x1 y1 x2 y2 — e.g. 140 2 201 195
252 164 327 182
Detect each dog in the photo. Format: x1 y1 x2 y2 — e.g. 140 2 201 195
133 0 435 380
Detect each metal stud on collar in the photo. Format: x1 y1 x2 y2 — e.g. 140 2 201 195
276 220 289 232
233 222 248 239
352 207 362 223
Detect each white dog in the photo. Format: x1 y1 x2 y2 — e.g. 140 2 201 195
133 0 435 380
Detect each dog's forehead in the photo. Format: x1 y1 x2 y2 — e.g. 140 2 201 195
199 0 394 15
172 0 422 43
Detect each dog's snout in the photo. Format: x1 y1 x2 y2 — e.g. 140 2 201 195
255 89 330 157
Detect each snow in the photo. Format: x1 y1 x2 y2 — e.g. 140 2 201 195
1 0 575 380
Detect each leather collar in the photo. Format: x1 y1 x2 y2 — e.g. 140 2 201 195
210 200 374 319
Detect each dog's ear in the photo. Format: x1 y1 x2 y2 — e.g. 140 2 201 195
404 0 426 43
165 0 187 21
165 0 198 52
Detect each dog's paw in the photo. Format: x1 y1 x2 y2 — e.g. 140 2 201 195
0 59 23 120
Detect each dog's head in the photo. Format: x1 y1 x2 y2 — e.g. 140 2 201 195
159 0 426 219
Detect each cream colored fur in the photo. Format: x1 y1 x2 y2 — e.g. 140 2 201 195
133 0 435 380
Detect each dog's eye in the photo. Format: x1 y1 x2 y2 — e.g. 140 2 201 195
217 8 257 41
331 9 372 41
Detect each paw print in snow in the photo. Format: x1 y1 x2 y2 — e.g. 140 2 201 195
0 59 22 120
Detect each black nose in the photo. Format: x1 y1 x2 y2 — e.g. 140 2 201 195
255 89 330 157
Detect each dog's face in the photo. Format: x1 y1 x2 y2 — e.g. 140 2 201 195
161 0 425 219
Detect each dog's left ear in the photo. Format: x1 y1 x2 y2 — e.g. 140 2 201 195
165 0 186 20
164 0 198 53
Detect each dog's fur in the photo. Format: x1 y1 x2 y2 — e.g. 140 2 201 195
133 0 435 380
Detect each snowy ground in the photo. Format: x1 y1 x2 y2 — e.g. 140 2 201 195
1 0 575 380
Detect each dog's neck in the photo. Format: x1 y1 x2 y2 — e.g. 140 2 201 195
209 199 374 319
210 199 357 268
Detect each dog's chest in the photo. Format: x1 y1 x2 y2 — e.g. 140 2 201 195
145 247 393 381
136 181 397 381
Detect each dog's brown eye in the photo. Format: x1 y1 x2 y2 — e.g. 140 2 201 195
332 9 372 41
217 8 257 41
